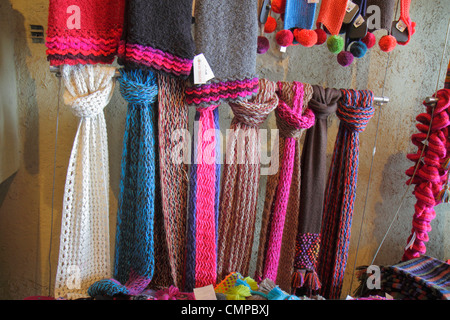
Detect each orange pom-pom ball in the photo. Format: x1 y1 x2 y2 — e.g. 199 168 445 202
276 29 294 47
314 28 327 45
379 35 397 52
272 0 286 14
294 29 318 47
264 16 277 34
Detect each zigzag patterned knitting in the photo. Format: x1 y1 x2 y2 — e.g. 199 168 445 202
317 89 374 299
88 68 159 297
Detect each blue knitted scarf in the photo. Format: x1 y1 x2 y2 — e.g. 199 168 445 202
88 68 159 297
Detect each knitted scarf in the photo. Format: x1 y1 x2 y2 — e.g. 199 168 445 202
292 86 342 295
216 79 279 283
87 69 159 297
185 0 259 107
54 65 116 299
254 81 315 286
46 0 125 66
317 89 374 300
283 0 317 30
185 105 221 291
403 89 450 261
118 0 196 79
316 0 348 35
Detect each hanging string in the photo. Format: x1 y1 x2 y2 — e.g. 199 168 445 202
48 74 62 297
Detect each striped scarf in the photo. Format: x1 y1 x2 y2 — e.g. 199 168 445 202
216 79 279 283
185 105 221 291
255 81 315 286
403 89 450 261
317 89 374 299
87 69 159 297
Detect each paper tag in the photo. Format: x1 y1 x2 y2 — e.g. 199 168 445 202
193 285 217 300
385 293 394 300
308 0 319 3
353 14 365 28
396 20 408 32
193 53 215 85
405 231 416 250
280 46 287 52
346 0 356 12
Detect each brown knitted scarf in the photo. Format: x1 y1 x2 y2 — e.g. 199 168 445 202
216 79 279 283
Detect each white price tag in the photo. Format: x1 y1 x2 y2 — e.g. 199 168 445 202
396 20 407 32
193 53 215 85
280 46 287 52
193 285 217 300
346 0 356 12
353 14 365 28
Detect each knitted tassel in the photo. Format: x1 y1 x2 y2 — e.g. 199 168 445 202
403 89 450 261
88 68 159 297
255 81 315 284
216 79 279 283
54 65 116 299
46 0 125 66
317 89 374 299
185 105 221 291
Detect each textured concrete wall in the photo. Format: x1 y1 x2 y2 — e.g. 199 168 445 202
0 0 448 299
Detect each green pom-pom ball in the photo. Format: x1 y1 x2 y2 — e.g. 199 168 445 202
327 35 344 54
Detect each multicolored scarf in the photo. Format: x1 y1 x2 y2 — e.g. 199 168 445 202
317 89 374 299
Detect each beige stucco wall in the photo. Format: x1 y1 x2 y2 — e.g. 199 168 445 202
0 0 448 299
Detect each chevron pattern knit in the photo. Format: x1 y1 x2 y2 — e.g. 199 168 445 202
156 74 189 288
185 105 221 291
403 89 450 261
54 65 116 299
317 89 374 299
87 69 159 297
216 79 279 283
46 0 125 66
255 81 315 284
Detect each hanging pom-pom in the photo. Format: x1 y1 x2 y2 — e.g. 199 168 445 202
271 0 286 14
361 31 376 49
314 28 327 45
327 35 344 54
337 51 354 67
350 41 368 58
379 35 397 52
291 270 305 288
294 28 318 47
264 16 277 34
276 29 294 47
257 36 270 54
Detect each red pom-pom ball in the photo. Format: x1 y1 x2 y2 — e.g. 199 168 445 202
379 35 397 52
361 32 376 49
314 28 327 45
294 29 317 47
337 51 354 67
271 0 286 14
276 29 294 47
257 36 270 54
264 16 277 34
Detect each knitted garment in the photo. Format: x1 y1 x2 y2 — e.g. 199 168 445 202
54 65 116 299
317 89 374 300
366 0 395 32
293 86 342 294
46 0 125 66
185 0 259 107
156 74 190 288
185 105 221 291
396 0 416 45
403 89 450 261
87 69 159 297
344 0 368 47
216 79 279 283
381 256 450 300
283 0 317 30
118 0 196 78
445 60 450 89
254 81 315 286
316 0 348 35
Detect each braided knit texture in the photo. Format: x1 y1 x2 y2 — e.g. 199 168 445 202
46 0 125 66
403 89 450 261
317 89 374 299
54 64 116 299
255 81 315 284
216 79 279 283
88 69 159 297
185 105 221 291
